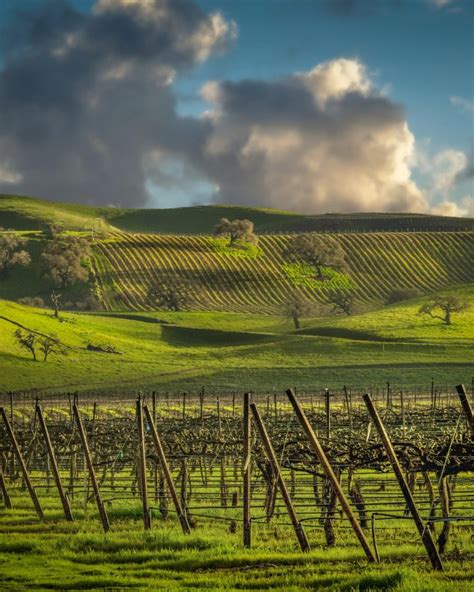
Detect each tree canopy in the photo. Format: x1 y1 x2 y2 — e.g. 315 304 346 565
281 291 313 329
0 229 31 276
214 218 258 247
41 235 91 288
284 233 347 279
418 295 469 325
148 276 195 311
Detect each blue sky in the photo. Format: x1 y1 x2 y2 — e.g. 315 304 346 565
0 0 472 213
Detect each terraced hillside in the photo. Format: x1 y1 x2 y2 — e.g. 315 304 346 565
95 231 474 313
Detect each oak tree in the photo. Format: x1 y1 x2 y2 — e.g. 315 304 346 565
214 218 258 247
284 234 347 279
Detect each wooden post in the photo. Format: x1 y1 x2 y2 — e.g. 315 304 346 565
0 469 12 509
250 402 310 552
182 392 186 420
73 404 110 533
400 391 405 430
325 389 331 442
36 404 74 521
455 384 474 437
217 397 222 437
363 394 443 571
0 407 44 519
243 392 252 548
286 389 376 562
143 405 190 534
137 400 152 530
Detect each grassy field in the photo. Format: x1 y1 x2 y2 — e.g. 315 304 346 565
1 490 473 591
0 285 472 392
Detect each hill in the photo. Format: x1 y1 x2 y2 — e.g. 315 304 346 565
1 194 473 234
0 292 472 392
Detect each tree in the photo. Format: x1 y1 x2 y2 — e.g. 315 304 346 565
284 234 347 279
50 290 62 319
325 287 355 316
148 277 195 311
418 295 469 326
282 291 313 329
41 235 91 288
38 334 63 361
214 218 258 247
14 329 37 361
0 229 31 277
386 287 420 304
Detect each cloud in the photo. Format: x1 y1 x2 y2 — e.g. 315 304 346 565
431 196 474 217
0 0 236 206
450 95 474 116
197 58 428 214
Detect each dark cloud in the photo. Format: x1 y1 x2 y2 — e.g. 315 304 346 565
0 0 235 206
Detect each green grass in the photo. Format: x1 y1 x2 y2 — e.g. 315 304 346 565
1 491 473 591
0 287 472 392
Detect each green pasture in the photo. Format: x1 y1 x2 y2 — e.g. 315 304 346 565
0 285 472 392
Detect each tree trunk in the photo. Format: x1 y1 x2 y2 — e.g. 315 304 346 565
292 313 300 329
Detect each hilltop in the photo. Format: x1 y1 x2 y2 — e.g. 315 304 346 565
1 194 473 234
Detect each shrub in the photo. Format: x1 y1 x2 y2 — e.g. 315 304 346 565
17 296 45 308
386 287 420 304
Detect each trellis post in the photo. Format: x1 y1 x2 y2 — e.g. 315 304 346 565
243 392 252 548
286 389 376 563
455 384 474 437
137 399 152 530
0 407 44 519
36 404 74 521
0 469 12 509
143 405 190 534
73 404 110 533
250 402 310 552
363 394 443 571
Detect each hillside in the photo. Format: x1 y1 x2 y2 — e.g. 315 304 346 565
0 294 472 392
95 231 474 313
2 194 473 234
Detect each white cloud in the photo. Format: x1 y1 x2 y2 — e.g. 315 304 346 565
0 161 23 184
199 58 428 214
431 196 474 217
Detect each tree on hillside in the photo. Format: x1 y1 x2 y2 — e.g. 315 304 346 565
14 328 64 361
148 276 195 311
0 229 31 277
325 287 355 316
41 235 91 289
214 218 258 247
14 329 37 361
418 295 469 326
282 291 313 329
284 234 347 280
38 334 64 361
50 290 62 319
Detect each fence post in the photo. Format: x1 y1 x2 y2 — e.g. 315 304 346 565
143 405 190 534
0 469 12 509
363 394 443 571
137 399 152 530
325 388 331 442
73 404 110 533
455 384 474 437
250 402 310 552
0 407 44 520
286 389 376 562
36 404 74 521
243 392 252 548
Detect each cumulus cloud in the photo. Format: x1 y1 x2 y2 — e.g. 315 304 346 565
0 0 236 206
431 196 474 217
198 58 428 214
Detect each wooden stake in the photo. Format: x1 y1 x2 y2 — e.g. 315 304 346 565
363 394 443 571
250 402 310 552
286 389 376 563
136 400 152 530
0 407 43 519
455 384 474 437
73 404 110 533
0 469 12 509
325 389 331 443
143 405 190 534
243 392 252 548
36 404 74 521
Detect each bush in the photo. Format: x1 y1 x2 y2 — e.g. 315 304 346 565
386 287 420 304
17 296 45 308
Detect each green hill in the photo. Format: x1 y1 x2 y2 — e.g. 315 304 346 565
2 194 473 234
0 293 472 392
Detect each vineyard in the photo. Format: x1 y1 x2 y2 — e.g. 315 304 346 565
94 231 474 313
1 385 473 590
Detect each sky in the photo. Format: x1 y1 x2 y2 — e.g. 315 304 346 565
0 0 472 215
